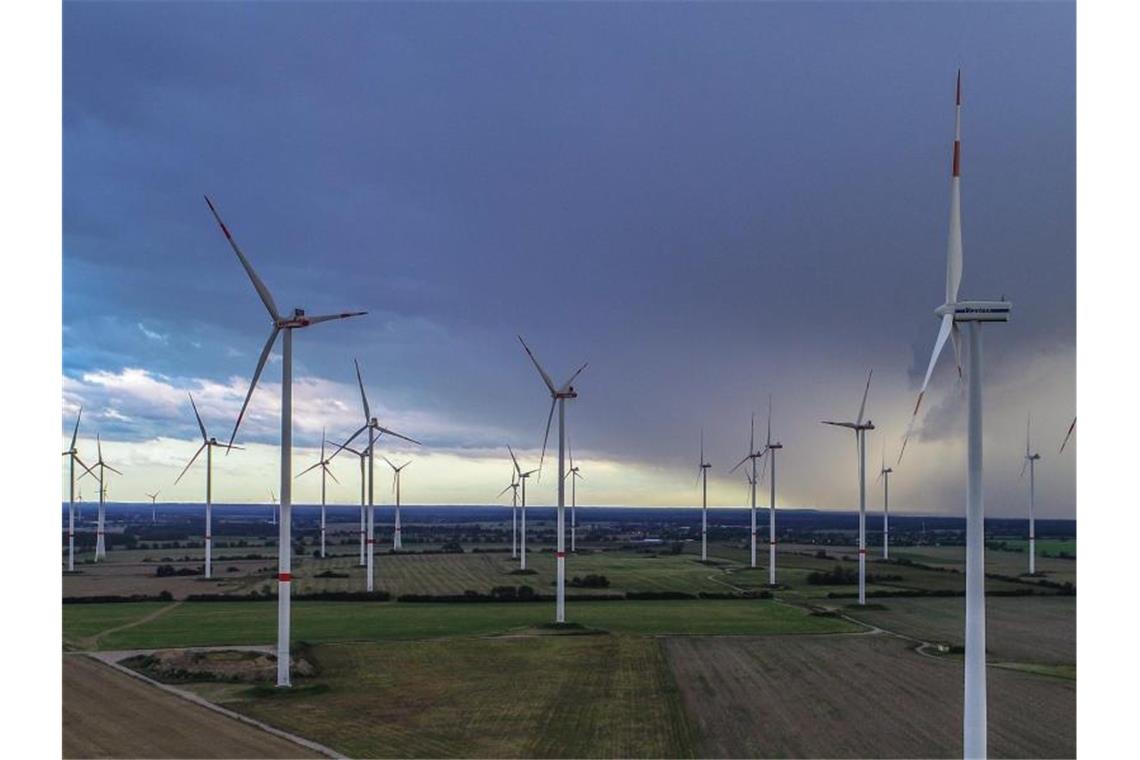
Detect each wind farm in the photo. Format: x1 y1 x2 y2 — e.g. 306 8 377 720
58 3 1077 759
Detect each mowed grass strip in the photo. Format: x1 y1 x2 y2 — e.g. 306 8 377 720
65 599 858 650
227 636 697 758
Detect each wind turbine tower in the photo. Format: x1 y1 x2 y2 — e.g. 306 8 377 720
697 431 711 562
567 436 583 553
175 393 239 579
898 73 1011 758
384 457 412 550
498 471 520 558
297 430 340 559
146 491 160 524
1021 415 1041 575
507 445 538 570
206 195 366 688
730 414 766 568
877 444 893 560
763 397 783 586
62 408 96 572
79 435 121 561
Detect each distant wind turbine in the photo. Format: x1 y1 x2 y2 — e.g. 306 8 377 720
517 336 587 625
337 444 369 566
206 195 366 688
566 435 583 553
383 457 412 550
330 359 420 592
62 408 97 572
297 429 340 559
697 430 711 562
1021 415 1042 576
174 393 240 579
78 435 121 561
146 491 160 524
762 396 783 585
497 470 520 558
507 445 539 570
876 442 893 560
729 414 766 569
822 370 874 605
897 73 1011 758
268 488 277 525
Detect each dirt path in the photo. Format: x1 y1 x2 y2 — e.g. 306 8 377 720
63 655 326 759
73 600 183 651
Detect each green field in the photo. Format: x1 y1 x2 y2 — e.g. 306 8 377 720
214 636 698 758
63 598 858 651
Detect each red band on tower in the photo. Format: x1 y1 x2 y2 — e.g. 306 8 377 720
278 573 292 582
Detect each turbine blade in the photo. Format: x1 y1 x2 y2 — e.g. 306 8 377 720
560 362 588 393
1019 458 1028 479
70 406 82 450
507 444 522 476
73 455 98 480
749 413 755 455
97 434 102 464
518 335 557 394
537 398 556 476
296 460 323 479
227 326 280 449
729 453 751 474
188 392 208 442
856 370 873 426
497 483 514 498
103 463 122 476
382 456 397 470
328 425 368 462
325 465 340 485
766 395 773 448
1060 417 1076 454
899 314 954 464
354 358 371 421
821 421 855 429
174 443 207 485
699 428 704 466
305 311 368 325
374 425 422 446
321 428 326 460
204 195 281 320
947 71 964 305
1026 413 1031 458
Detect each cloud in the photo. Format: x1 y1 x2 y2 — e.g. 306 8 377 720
137 322 168 343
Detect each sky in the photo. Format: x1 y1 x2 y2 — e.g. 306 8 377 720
62 1 1075 517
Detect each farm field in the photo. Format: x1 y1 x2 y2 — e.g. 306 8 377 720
664 634 1075 758
62 655 321 758
206 635 697 758
63 598 859 651
842 595 1076 665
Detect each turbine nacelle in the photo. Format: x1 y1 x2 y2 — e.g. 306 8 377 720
935 300 1012 323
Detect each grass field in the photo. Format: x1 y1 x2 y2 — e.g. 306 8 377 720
64 598 859 651
213 636 697 758
665 634 1075 758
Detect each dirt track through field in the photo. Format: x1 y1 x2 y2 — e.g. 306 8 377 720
62 655 322 759
664 634 1075 758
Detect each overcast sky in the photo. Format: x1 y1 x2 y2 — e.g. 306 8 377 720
62 1 1075 517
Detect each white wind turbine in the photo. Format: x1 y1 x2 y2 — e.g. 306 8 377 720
897 72 1011 759
518 336 588 624
497 470 520 559
822 370 874 605
330 359 420 592
697 430 711 562
729 414 766 569
335 443 370 566
62 408 97 572
383 457 412 550
507 445 539 570
174 393 240 579
297 430 340 559
876 442 893 560
268 488 277 526
566 435 583 553
1020 415 1041 576
763 396 783 586
78 435 121 561
146 491 160 524
205 195 366 688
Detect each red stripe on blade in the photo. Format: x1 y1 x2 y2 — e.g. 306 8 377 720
953 141 961 177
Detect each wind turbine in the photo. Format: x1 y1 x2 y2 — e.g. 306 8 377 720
729 414 766 569
697 430 711 562
62 408 97 572
330 359 420 592
507 445 539 570
268 488 277 526
78 435 121 561
1021 415 1041 576
383 457 412 550
338 444 369 566
145 491 160 524
822 370 874 605
174 393 239 579
517 336 587 625
876 442 893 560
1060 417 1076 454
763 396 783 586
206 195 366 688
498 469 520 558
297 430 340 559
897 73 1011 758
566 435 583 553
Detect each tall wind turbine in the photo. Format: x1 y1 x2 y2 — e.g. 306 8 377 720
145 491 160 524
62 408 97 572
898 72 1011 759
566 435 583 553
822 371 874 605
763 396 783 586
697 430 711 562
174 393 239 579
331 359 420 592
205 195 366 688
383 457 412 550
507 445 539 570
297 430 340 559
497 470 520 558
79 435 121 561
1021 415 1041 576
517 336 587 625
729 414 766 569
876 443 893 560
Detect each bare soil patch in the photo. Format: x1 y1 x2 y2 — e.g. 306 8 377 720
122 648 315 683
